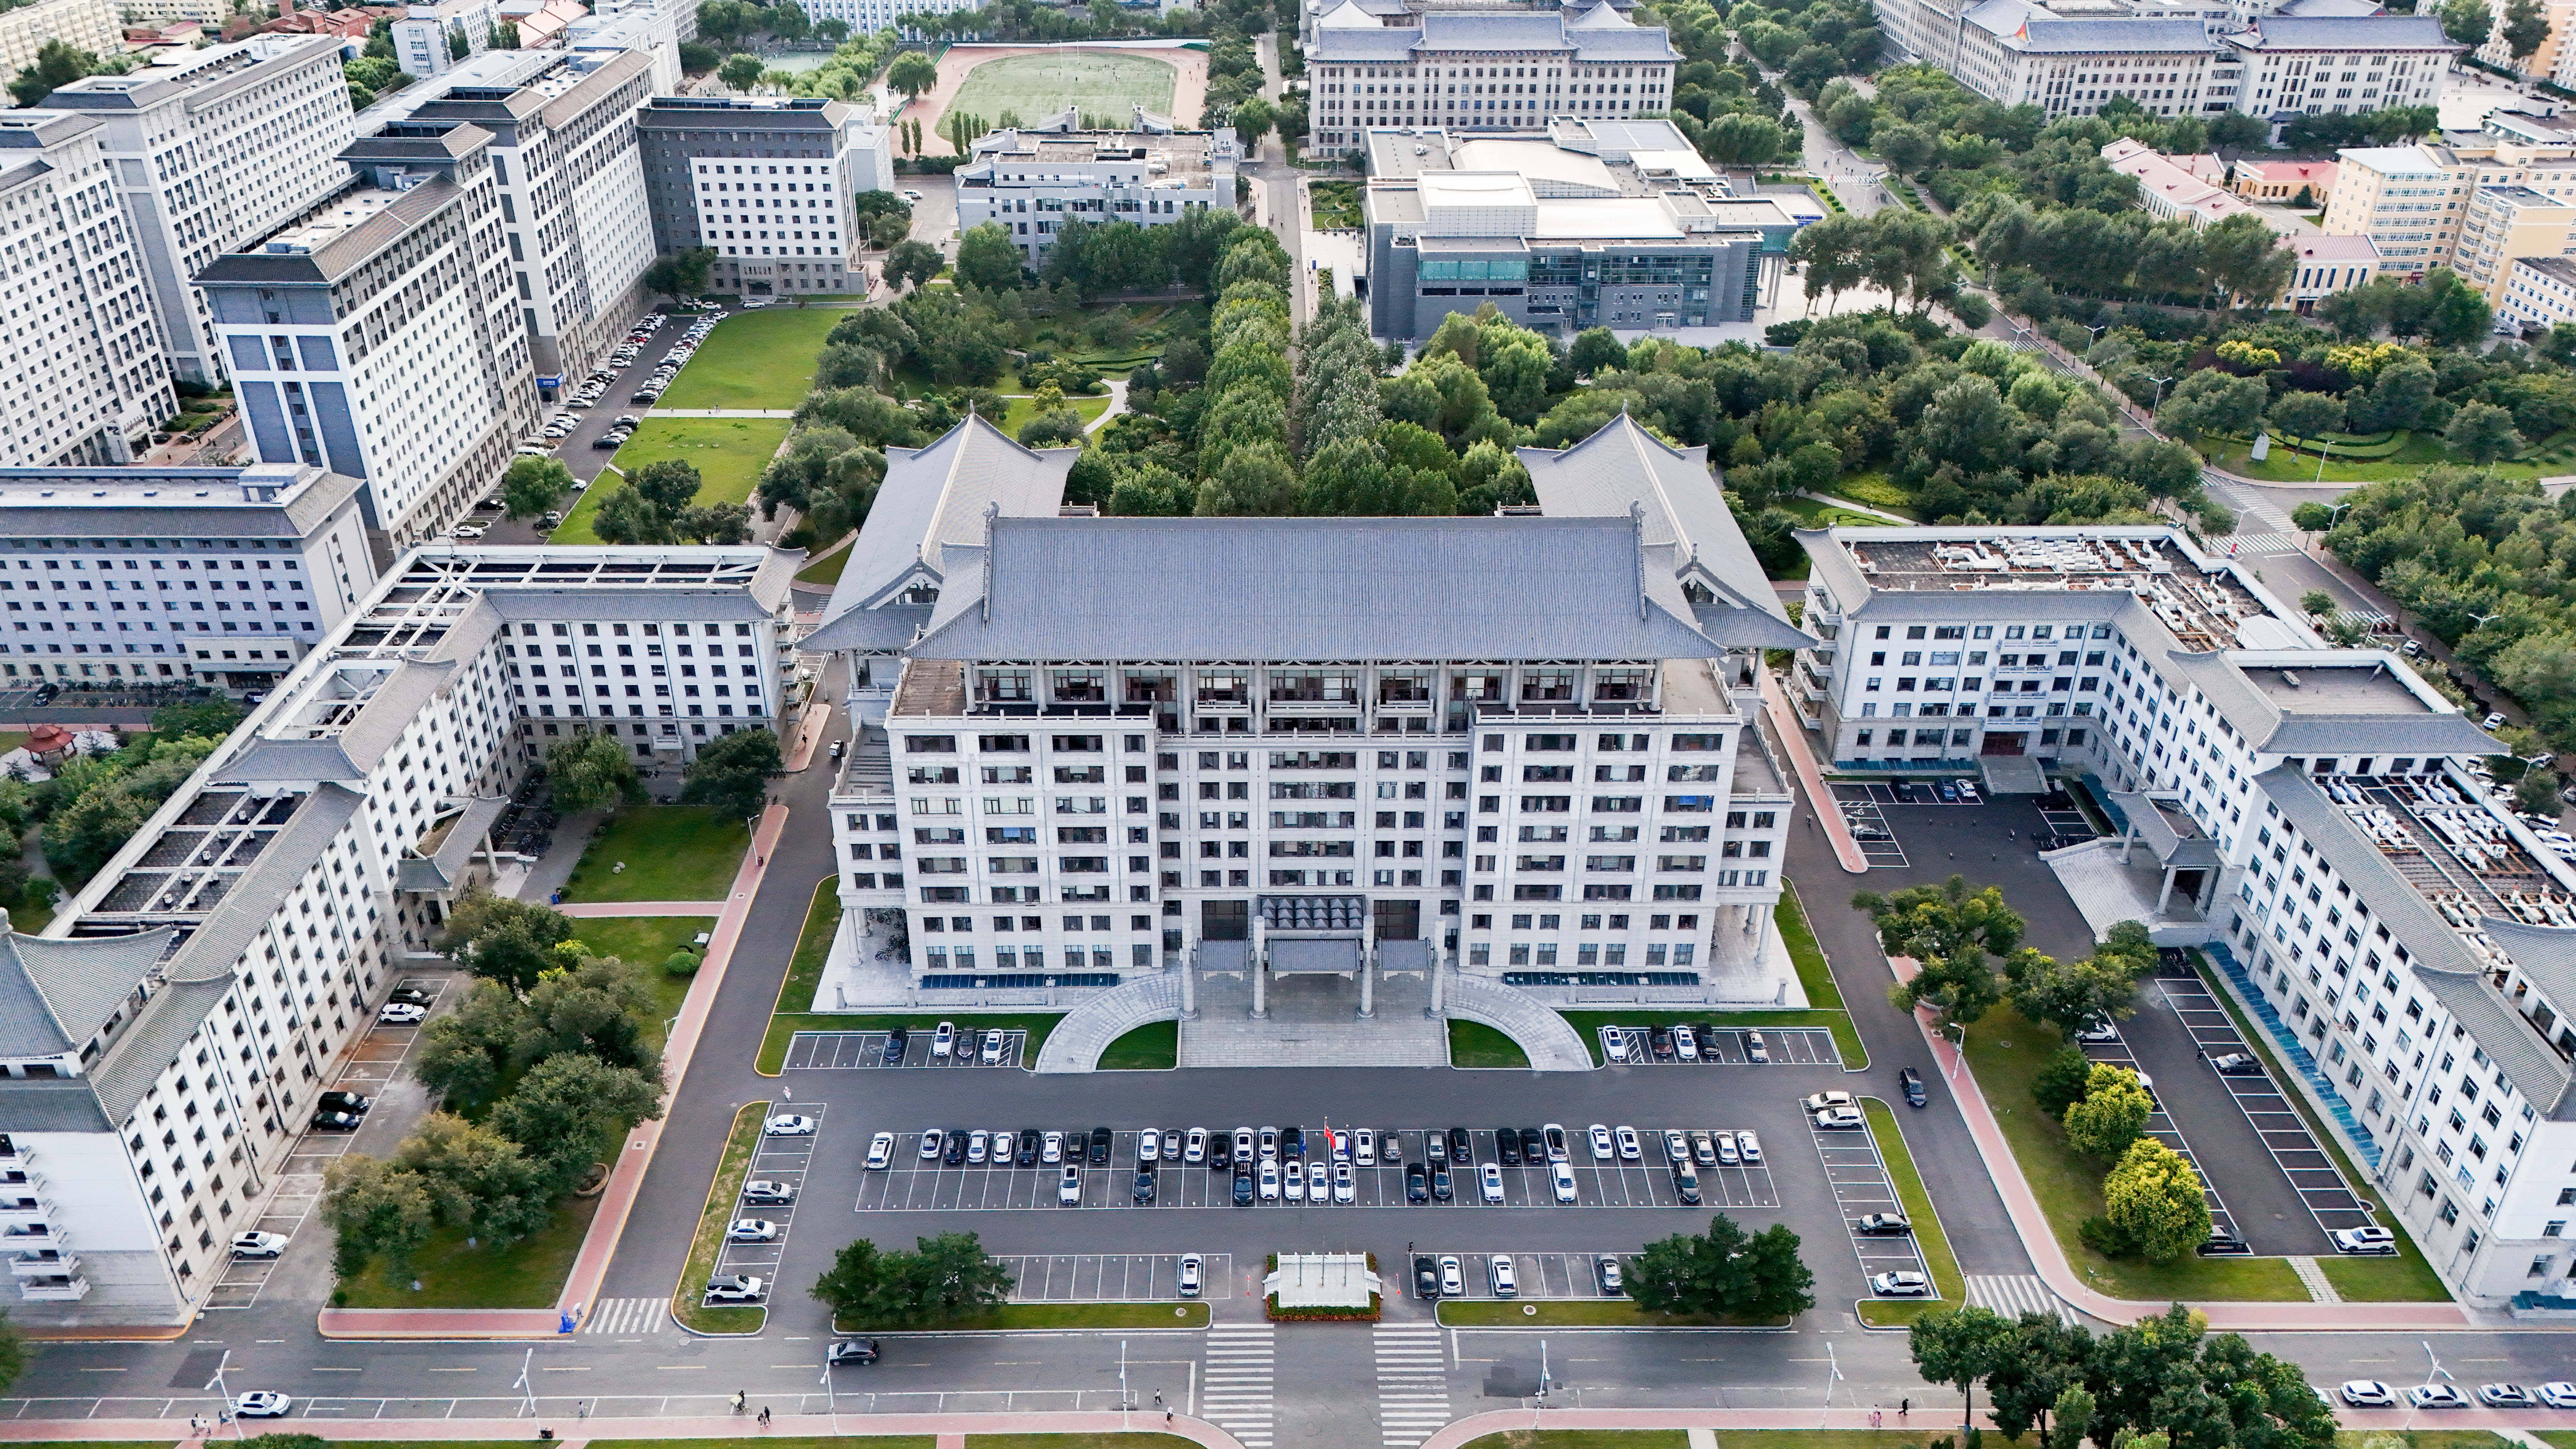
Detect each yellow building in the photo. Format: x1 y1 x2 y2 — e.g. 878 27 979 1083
0 0 122 83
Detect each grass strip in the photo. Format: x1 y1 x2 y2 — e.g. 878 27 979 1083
335 1192 600 1308
561 915 716 1054
1098 1020 1177 1070
1855 1097 1965 1328
755 878 845 1074
556 418 792 544
1779 885 1867 1067
969 1436 1202 1448
560 806 748 903
837 1301 1209 1332
793 533 856 586
1461 1434 1693 1449
589 1439 932 1449
1437 1299 1785 1328
654 307 842 410
671 1101 769 1334
1449 1019 1532 1069
1560 1009 1865 1068
2185 953 2451 1302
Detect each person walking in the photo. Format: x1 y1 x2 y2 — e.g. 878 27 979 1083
1901 1399 1910 1419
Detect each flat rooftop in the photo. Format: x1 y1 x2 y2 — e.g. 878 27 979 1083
263 187 406 255
1835 534 2275 653
2240 662 2434 716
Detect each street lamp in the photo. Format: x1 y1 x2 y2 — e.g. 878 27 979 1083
2404 1340 2452 1428
2148 374 2176 411
204 1349 245 1440
1820 1339 1844 1429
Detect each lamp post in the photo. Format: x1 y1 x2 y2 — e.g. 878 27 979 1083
514 1346 537 1430
2148 374 2176 412
2404 1340 2452 1428
204 1350 245 1440
1820 1339 1844 1428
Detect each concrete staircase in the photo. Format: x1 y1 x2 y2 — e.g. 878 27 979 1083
1178 970 1448 1067
1031 971 1181 1073
1445 974 1595 1071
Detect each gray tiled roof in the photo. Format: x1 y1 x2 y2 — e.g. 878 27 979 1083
2163 651 2497 756
1317 8 1677 60
2107 791 2225 868
0 466 363 540
1312 27 1419 59
0 1077 112 1132
825 415 1077 620
2411 966 2576 1120
156 784 365 988
0 930 174 1058
2468 916 2576 1049
2227 14 2457 48
401 796 510 893
802 602 933 654
1966 0 2212 50
909 514 1732 663
89 973 238 1129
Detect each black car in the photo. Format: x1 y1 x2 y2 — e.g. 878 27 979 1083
1900 1066 1927 1107
318 1090 372 1114
943 1130 969 1165
1893 780 1917 802
1447 1127 1473 1164
1087 1126 1113 1166
1133 1168 1156 1203
1231 1165 1254 1205
1016 1128 1041 1166
1283 1126 1305 1158
1520 1128 1547 1163
883 1028 909 1064
1431 1167 1453 1202
2210 1053 2262 1076
387 986 432 1007
1406 1162 1430 1202
1496 1129 1522 1167
310 1109 362 1131
1414 1254 1441 1299
827 1338 879 1366
1209 1136 1232 1170
1649 1026 1676 1060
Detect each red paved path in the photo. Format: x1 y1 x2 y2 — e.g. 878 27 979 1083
1762 670 1867 874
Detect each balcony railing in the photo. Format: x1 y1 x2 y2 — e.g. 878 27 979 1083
16 1275 88 1301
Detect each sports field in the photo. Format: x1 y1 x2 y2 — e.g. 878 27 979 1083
942 51 1177 130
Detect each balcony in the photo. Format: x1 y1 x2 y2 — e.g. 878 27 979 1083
0 1143 32 1171
16 1274 88 1302
8 1248 76 1278
0 1196 54 1229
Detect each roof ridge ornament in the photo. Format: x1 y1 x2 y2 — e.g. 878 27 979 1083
981 501 1000 624
1631 500 1649 621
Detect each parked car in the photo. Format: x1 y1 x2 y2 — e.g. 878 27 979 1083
2534 1382 2576 1407
1814 1107 1865 1130
309 1109 362 1132
2332 1226 2397 1255
932 1021 956 1057
1438 1256 1464 1296
1588 1123 1615 1160
1604 1029 1632 1063
232 1231 289 1259
1132 1169 1156 1203
1744 1029 1770 1063
377 1002 426 1024
1480 1162 1505 1203
918 1128 944 1160
1801 1091 1855 1113
2478 1384 2535 1407
1674 1025 1699 1061
318 1090 373 1114
1040 1131 1063 1164
2339 1382 2396 1408
2075 1017 2120 1044
1672 1162 1700 1204
743 1179 796 1204
1058 1166 1082 1205
1178 1254 1204 1297
233 1393 293 1418
1614 1125 1641 1161
866 1133 894 1169
726 1219 778 1242
1871 1271 1931 1296
764 1114 815 1137
705 1275 765 1302
1490 1255 1519 1298
979 1030 1006 1065
2406 1385 2468 1409
1597 1255 1623 1294
1087 1126 1113 1165
1856 1213 1913 1235
1551 1161 1579 1203
2210 1053 2262 1075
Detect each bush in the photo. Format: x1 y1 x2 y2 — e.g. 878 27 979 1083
664 949 704 977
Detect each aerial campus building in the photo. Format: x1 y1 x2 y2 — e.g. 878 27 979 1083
1793 524 2574 1308
801 413 1812 1067
0 545 798 1328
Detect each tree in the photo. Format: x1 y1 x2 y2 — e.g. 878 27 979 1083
521 955 661 1074
1872 119 1936 176
718 53 764 90
1196 439 1299 516
2005 920 2155 1037
545 732 640 813
1568 327 1627 379
682 726 784 820
885 239 943 291
1629 1213 1815 1321
593 485 675 545
393 1112 554 1249
502 455 574 521
0 1308 19 1395
956 223 1025 292
1853 875 2022 1024
2298 587 2337 617
489 1051 663 1193
488 19 519 48
2198 212 2294 308
2156 369 2267 445
2101 1138 2212 1260
812 1236 886 1318
1018 409 1087 447
8 40 120 107
411 978 526 1105
441 894 578 994
813 1231 1014 1326
2033 1044 2097 1118
2267 390 2345 446
643 248 715 300
2516 769 2562 814
2504 0 2553 58
45 784 144 886
2062 1064 2153 1159
1984 1314 2094 1442
1910 1304 2015 1428
2446 400 2523 463
869 211 910 250
1231 96 1276 150
321 1155 435 1283
2442 0 2495 46
633 457 703 513
889 49 939 101
152 694 243 741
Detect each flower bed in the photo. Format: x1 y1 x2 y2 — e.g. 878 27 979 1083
1267 1292 1381 1322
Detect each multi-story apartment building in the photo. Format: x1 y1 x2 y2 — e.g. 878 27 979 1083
1361 121 1795 338
2500 252 2576 332
806 0 972 35
2476 0 2576 85
0 0 121 88
1793 524 2576 1307
1307 5 1679 152
363 48 658 399
2452 182 2576 303
0 544 796 1329
393 0 503 79
196 123 538 553
47 37 359 390
0 112 177 469
0 463 375 697
636 96 873 299
805 412 1809 1004
955 119 1239 266
2320 143 2463 271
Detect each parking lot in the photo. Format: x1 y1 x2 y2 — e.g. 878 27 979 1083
851 1127 1778 1211
2073 1017 2243 1244
206 973 456 1310
2154 966 2376 1236
998 1252 1237 1301
784 1028 1028 1070
1832 787 1909 867
1598 1025 1839 1066
1808 1110 1936 1298
711 1104 829 1303
1408 1249 1635 1300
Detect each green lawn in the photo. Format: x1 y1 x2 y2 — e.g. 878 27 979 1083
943 51 1177 133
2534 1435 2576 1449
1777 886 1867 1067
1309 179 1361 229
336 1190 600 1308
1559 1008 1864 1068
554 418 791 544
2183 954 2452 1302
2202 428 2576 485
1959 1003 2306 1300
590 1440 931 1449
1462 1434 1691 1449
1099 1019 1177 1070
9 901 53 934
1781 496 1900 529
999 392 1113 435
837 1301 1207 1332
671 1101 770 1334
1437 1299 1783 1328
564 916 716 1051
794 533 857 586
654 307 842 410
1854 1097 1964 1327
1449 1019 1531 1069
758 879 847 1072
560 807 750 904
970 1436 1201 1448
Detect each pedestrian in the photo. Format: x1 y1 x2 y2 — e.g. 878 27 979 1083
1902 1399 1910 1419
578 1401 589 1420
759 1407 771 1428
1167 1409 1176 1425
1156 1391 1164 1406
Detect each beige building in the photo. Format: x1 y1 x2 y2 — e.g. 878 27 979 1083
0 0 122 84
2325 137 2576 277
2231 157 2337 206
2475 0 2576 84
2455 183 2576 302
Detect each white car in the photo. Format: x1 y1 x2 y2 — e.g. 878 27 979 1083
1662 1129 1690 1162
919 1128 944 1160
2333 1226 2397 1255
1814 1107 1865 1130
1715 1131 1740 1166
704 1275 764 1302
2484 712 2510 732
1871 1271 1931 1296
979 1030 1005 1065
1736 1131 1763 1164
1956 779 1982 804
377 1002 426 1024
865 1132 894 1169
1138 1130 1161 1164
1332 1161 1354 1204
932 1021 956 1058
1801 1091 1855 1113
1604 1030 1633 1063
1259 1160 1280 1201
726 1219 778 1242
763 1114 815 1137
2406 1385 2468 1410
1354 1129 1377 1165
1490 1255 1519 1298
231 1231 288 1259
1057 1165 1082 1205
2534 1382 2576 1408
450 525 486 540
901 188 924 202
1178 1253 1203 1297
1330 1130 1351 1163
1744 1029 1769 1063
1588 1123 1615 1160
1234 1127 1256 1163
1284 1161 1306 1201
965 1130 988 1164
1041 1130 1063 1164
1480 1162 1505 1203
1674 1026 1699 1062
233 1392 293 1418
1185 1127 1208 1164
2479 1384 2536 1408
2339 1382 2396 1408
1614 1126 1642 1161
1551 1161 1579 1203
2075 1018 2121 1044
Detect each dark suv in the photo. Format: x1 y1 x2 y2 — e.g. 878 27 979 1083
1087 1126 1113 1166
1231 1164 1254 1205
1016 1128 1041 1166
1899 1067 1927 1107
1496 1129 1522 1166
1447 1127 1473 1165
883 1028 909 1064
1406 1162 1429 1202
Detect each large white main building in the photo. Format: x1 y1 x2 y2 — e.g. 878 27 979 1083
1795 525 2574 1308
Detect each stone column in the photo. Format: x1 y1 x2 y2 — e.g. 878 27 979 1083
2155 868 2177 915
1358 948 1375 1019
1252 951 1268 1018
1180 941 1198 1021
1427 948 1446 1017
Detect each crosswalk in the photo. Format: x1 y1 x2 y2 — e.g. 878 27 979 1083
1374 1323 1451 1446
581 1296 668 1335
1967 1274 2075 1324
1202 1323 1276 1448
2218 532 2302 556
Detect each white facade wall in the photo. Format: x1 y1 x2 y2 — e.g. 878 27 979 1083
0 0 121 88
2501 255 2576 330
956 134 1235 262
395 0 502 79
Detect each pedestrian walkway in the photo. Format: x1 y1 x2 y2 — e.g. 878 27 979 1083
1442 974 1592 1071
1760 669 1868 874
1034 970 1182 1072
1967 1274 2074 1323
581 1297 669 1335
2286 1256 2340 1304
1374 1323 1451 1447
1200 1323 1276 1449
